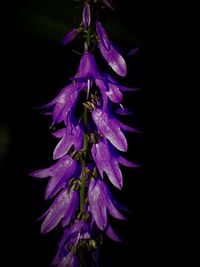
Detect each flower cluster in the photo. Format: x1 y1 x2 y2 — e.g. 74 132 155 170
31 1 139 266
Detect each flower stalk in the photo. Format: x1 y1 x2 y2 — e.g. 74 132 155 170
31 1 140 266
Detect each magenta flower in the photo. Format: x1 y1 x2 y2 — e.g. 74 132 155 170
92 139 137 189
30 155 79 199
82 4 91 29
88 179 126 231
40 188 78 233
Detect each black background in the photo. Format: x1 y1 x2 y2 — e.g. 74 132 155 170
0 0 197 266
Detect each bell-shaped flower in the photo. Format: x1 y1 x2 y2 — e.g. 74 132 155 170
42 82 86 125
61 28 77 46
53 120 83 160
76 51 99 81
82 4 91 29
88 179 126 231
40 188 78 234
98 42 127 77
92 108 137 152
92 139 137 189
51 220 91 266
30 155 79 199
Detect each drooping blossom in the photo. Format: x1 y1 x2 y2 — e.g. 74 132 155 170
92 108 137 152
92 139 138 189
30 155 79 199
52 119 83 160
40 188 78 233
88 179 126 231
42 83 86 125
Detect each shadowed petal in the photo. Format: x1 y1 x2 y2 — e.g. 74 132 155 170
105 225 123 242
61 28 77 46
88 179 107 230
41 189 78 233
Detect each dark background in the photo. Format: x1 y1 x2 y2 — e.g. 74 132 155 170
0 0 197 266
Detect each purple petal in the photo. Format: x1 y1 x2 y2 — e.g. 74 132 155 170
52 128 65 138
101 182 126 220
82 4 91 29
88 179 107 230
91 141 123 189
99 42 127 77
52 85 79 124
77 52 99 81
115 106 133 116
96 21 110 50
105 225 123 242
41 189 78 233
92 108 127 152
30 168 51 178
61 28 77 46
53 123 83 160
119 156 140 168
127 47 139 56
45 156 77 200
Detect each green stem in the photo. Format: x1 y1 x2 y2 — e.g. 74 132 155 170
80 106 88 212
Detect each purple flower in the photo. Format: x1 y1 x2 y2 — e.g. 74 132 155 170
76 51 99 81
61 28 77 46
52 220 91 266
82 4 91 29
30 155 79 199
42 83 86 125
96 21 110 50
92 108 136 151
92 139 137 189
53 120 83 160
40 188 78 233
88 179 126 231
98 42 127 77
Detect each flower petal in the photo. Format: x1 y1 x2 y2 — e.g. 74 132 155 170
92 108 127 152
88 179 107 230
96 21 110 50
92 141 123 189
99 42 127 77
41 189 77 233
82 4 91 29
61 28 77 46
